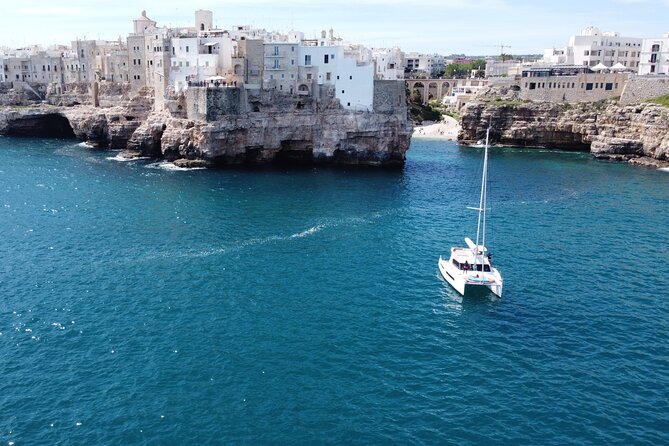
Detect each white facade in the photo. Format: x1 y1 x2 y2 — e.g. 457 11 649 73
639 34 669 75
298 44 374 111
372 47 404 80
168 33 236 90
404 52 445 78
544 27 643 71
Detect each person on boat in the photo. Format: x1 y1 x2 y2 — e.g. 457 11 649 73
463 261 470 272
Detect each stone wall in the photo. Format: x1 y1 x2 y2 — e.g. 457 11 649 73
620 75 669 105
519 73 628 103
185 87 208 121
373 80 407 113
206 87 241 120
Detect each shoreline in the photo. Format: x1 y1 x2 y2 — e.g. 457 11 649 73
412 116 460 141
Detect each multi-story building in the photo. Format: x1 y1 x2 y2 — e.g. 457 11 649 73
263 42 299 93
371 47 404 80
544 26 643 71
404 52 445 78
639 34 669 75
0 9 386 112
293 31 374 110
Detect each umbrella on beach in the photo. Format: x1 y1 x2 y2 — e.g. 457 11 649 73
591 63 608 71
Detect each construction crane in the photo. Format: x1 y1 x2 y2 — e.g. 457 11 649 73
484 44 512 60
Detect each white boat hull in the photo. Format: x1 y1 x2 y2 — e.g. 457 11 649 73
439 255 503 298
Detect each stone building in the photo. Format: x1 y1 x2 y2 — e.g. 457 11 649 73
0 9 400 114
520 66 628 102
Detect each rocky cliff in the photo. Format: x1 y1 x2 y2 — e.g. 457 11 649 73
0 82 412 168
459 87 669 168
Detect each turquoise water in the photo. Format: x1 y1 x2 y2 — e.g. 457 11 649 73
1 136 668 444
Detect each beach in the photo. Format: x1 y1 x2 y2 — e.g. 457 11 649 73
412 115 460 140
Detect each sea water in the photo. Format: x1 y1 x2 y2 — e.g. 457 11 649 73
0 137 667 444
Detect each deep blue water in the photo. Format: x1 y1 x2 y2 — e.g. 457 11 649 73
1 136 668 445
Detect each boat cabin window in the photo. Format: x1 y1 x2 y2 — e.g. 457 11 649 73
473 264 491 272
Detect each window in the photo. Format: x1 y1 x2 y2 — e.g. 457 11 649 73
273 59 280 69
605 83 613 91
186 46 189 53
324 54 329 63
291 59 295 65
349 75 352 80
586 83 593 90
341 90 345 94
306 73 312 80
331 54 335 61
304 55 311 65
326 72 331 81
652 44 660 52
584 50 590 56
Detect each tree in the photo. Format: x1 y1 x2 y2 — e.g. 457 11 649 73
443 59 487 79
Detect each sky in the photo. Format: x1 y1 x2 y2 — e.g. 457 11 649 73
1 0 669 55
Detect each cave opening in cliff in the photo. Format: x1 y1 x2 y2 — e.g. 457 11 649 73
275 140 314 165
7 114 76 139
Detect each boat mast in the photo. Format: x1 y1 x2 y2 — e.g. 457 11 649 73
481 128 489 272
474 127 490 272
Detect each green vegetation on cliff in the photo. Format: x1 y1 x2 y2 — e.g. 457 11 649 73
647 95 669 107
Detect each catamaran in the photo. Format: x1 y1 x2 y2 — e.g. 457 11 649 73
438 127 503 298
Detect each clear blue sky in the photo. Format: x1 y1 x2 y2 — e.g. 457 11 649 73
2 0 669 55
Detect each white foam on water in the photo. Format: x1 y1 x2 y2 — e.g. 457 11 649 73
290 225 325 238
106 154 150 162
659 167 669 173
77 142 95 148
146 162 206 172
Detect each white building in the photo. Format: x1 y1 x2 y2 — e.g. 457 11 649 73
371 47 404 80
639 34 669 75
544 27 643 71
404 52 444 78
298 37 374 111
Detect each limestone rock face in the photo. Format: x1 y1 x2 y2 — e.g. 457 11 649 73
0 84 412 168
459 100 669 164
127 107 411 167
